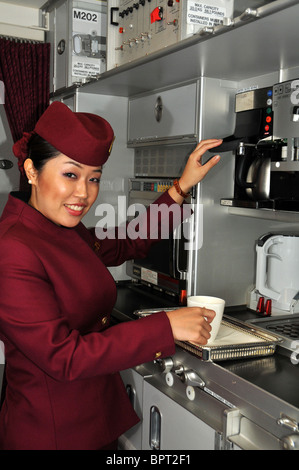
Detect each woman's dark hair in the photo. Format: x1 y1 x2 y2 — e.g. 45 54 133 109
27 133 60 172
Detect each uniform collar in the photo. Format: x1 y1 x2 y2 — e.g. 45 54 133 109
4 192 80 238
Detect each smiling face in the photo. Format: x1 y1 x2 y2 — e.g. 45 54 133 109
24 154 102 227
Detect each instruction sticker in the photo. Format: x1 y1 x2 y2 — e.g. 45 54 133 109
141 268 158 285
72 7 106 79
187 1 226 27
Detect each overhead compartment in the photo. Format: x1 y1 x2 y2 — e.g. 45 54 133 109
127 81 199 147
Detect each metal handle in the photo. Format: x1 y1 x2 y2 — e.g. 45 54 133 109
125 384 136 409
154 96 163 122
150 405 161 450
57 39 66 55
223 409 241 442
0 159 13 170
175 226 183 276
170 225 187 278
110 7 119 26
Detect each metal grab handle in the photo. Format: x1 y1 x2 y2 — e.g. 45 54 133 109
110 7 119 26
170 225 188 278
150 405 161 450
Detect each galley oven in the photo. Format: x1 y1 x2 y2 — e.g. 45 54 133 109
126 177 192 305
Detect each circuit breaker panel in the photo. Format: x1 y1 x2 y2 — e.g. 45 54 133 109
107 0 234 70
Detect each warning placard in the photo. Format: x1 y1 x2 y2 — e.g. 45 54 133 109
72 7 106 79
187 1 226 27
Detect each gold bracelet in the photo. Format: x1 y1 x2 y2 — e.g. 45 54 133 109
173 179 189 198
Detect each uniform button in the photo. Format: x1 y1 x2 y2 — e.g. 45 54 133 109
101 316 108 325
93 241 101 253
155 351 162 359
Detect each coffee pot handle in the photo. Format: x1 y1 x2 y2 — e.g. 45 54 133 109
256 237 281 301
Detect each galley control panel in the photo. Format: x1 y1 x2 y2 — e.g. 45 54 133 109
107 0 234 69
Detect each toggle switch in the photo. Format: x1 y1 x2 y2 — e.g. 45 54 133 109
256 296 265 314
151 7 163 23
265 299 272 316
181 369 205 389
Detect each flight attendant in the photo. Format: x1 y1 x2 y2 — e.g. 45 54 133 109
0 101 221 449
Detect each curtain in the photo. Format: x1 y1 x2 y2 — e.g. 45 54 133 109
0 38 50 188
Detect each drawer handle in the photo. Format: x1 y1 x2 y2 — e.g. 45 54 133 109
154 96 163 122
150 405 161 450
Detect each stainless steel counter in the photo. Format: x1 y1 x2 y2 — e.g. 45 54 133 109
113 282 299 449
113 283 299 407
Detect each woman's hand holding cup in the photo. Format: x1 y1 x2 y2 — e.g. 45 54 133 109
166 307 216 345
187 296 225 344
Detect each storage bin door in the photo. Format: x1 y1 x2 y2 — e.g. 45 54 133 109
128 82 199 146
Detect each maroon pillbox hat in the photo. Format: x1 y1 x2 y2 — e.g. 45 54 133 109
34 101 114 166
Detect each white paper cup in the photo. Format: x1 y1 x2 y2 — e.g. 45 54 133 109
187 296 225 343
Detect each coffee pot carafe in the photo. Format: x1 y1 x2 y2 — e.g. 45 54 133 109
253 233 299 315
234 142 272 202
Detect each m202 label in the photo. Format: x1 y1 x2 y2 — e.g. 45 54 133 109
73 9 98 22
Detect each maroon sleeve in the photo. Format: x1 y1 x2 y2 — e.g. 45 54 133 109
0 238 175 382
90 191 191 266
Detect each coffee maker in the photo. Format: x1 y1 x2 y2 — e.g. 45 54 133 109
220 81 299 211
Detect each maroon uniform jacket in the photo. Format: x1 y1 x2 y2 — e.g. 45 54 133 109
0 191 184 450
